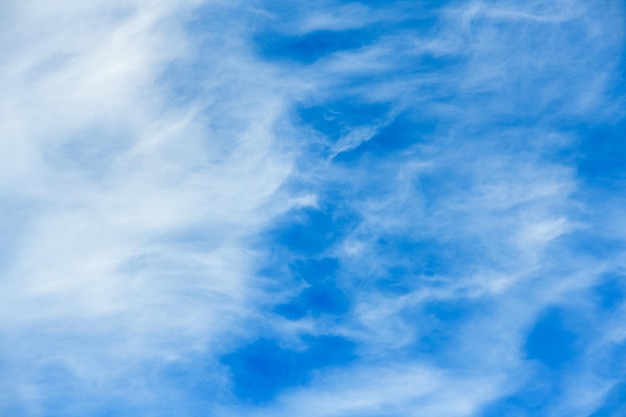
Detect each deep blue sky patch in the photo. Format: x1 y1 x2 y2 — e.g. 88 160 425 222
221 336 356 403
524 307 580 371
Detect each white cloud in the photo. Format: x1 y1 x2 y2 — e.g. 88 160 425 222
0 0 302 411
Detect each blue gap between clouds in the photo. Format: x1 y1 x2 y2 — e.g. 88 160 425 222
266 202 356 319
231 200 358 403
575 119 626 188
592 273 626 312
273 257 348 320
268 198 360 256
524 307 580 370
254 28 380 64
252 4 444 65
480 306 584 416
220 336 356 403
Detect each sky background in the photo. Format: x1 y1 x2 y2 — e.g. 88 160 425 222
1 0 626 416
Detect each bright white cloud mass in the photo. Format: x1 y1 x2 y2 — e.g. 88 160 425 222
1 1 625 416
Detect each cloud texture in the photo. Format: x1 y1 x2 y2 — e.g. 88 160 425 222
1 0 625 416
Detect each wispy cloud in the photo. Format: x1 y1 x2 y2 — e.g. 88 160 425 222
0 0 301 413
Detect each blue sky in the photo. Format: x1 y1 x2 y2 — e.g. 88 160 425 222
1 1 625 416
